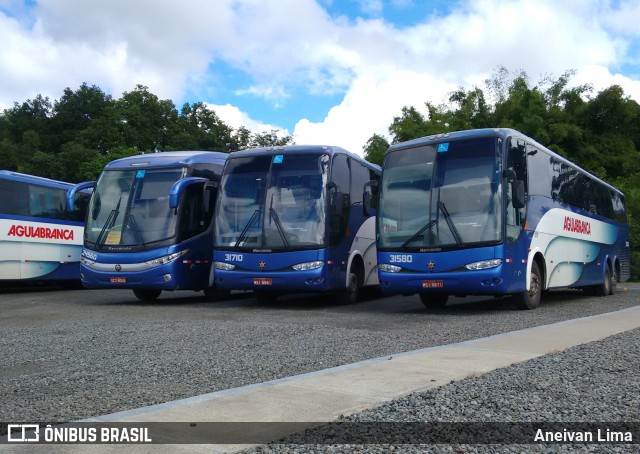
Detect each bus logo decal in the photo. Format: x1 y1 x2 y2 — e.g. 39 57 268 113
7 224 74 241
259 261 266 269
427 261 436 270
114 264 122 272
563 216 591 235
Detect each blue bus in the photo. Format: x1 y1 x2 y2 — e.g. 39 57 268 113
0 171 90 284
376 128 630 309
212 145 381 304
78 151 228 301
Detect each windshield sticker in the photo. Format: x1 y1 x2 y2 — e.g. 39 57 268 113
437 143 449 153
273 155 284 164
104 230 122 245
136 170 146 179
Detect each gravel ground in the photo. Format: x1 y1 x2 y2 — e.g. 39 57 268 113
1 284 639 425
249 326 640 453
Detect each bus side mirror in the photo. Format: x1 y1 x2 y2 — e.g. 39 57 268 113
513 180 525 209
363 180 379 217
169 177 208 209
503 169 525 209
66 181 96 212
203 181 219 212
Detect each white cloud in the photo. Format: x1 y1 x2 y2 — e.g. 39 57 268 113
1 0 639 156
573 64 640 101
208 103 288 135
292 72 456 155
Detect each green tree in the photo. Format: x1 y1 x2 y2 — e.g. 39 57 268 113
172 102 234 151
362 133 389 166
49 83 113 153
114 85 178 152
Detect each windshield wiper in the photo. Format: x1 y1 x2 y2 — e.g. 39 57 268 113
269 194 289 248
234 209 261 249
438 201 462 244
95 196 122 249
124 213 145 250
401 219 437 248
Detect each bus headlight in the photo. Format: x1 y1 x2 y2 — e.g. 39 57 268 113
292 261 324 271
379 264 402 273
80 256 95 267
214 262 236 271
465 259 502 271
145 250 188 267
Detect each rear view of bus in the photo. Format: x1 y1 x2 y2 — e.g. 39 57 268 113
212 146 380 304
377 129 630 309
79 151 227 301
0 171 90 285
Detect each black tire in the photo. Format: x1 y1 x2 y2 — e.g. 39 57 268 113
610 266 618 295
515 261 541 310
255 291 278 304
133 289 162 301
203 287 230 301
336 272 359 305
595 263 612 297
419 293 448 308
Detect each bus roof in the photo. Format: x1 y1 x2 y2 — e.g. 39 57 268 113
103 151 228 170
0 170 75 190
228 145 381 172
387 128 623 196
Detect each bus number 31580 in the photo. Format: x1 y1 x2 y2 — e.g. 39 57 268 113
389 255 413 263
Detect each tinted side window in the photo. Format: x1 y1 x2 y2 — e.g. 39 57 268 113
179 184 211 241
351 161 371 207
0 180 29 216
28 184 67 219
526 145 551 198
328 154 351 245
505 138 527 242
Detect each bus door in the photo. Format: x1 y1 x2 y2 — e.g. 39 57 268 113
504 137 529 291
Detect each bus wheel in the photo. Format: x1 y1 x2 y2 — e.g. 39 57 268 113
515 261 541 310
133 289 162 301
336 272 359 305
610 266 618 295
419 293 448 308
255 291 278 304
203 287 230 301
595 263 613 297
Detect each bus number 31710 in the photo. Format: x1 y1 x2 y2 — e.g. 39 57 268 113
224 254 243 262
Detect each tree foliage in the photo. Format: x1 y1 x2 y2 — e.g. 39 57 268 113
363 67 639 280
0 83 292 182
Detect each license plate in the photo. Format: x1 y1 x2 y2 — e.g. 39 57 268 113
110 276 126 284
422 280 443 289
253 278 272 286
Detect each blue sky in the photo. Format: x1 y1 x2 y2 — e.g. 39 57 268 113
1 0 639 154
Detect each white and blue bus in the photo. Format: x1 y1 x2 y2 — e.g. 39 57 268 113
213 146 381 304
376 128 630 310
0 171 90 284
78 151 227 301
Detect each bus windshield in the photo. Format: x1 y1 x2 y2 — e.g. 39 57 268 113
378 137 502 249
215 153 328 250
85 167 186 249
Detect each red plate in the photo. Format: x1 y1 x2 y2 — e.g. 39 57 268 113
422 280 443 289
253 278 272 286
110 276 126 284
